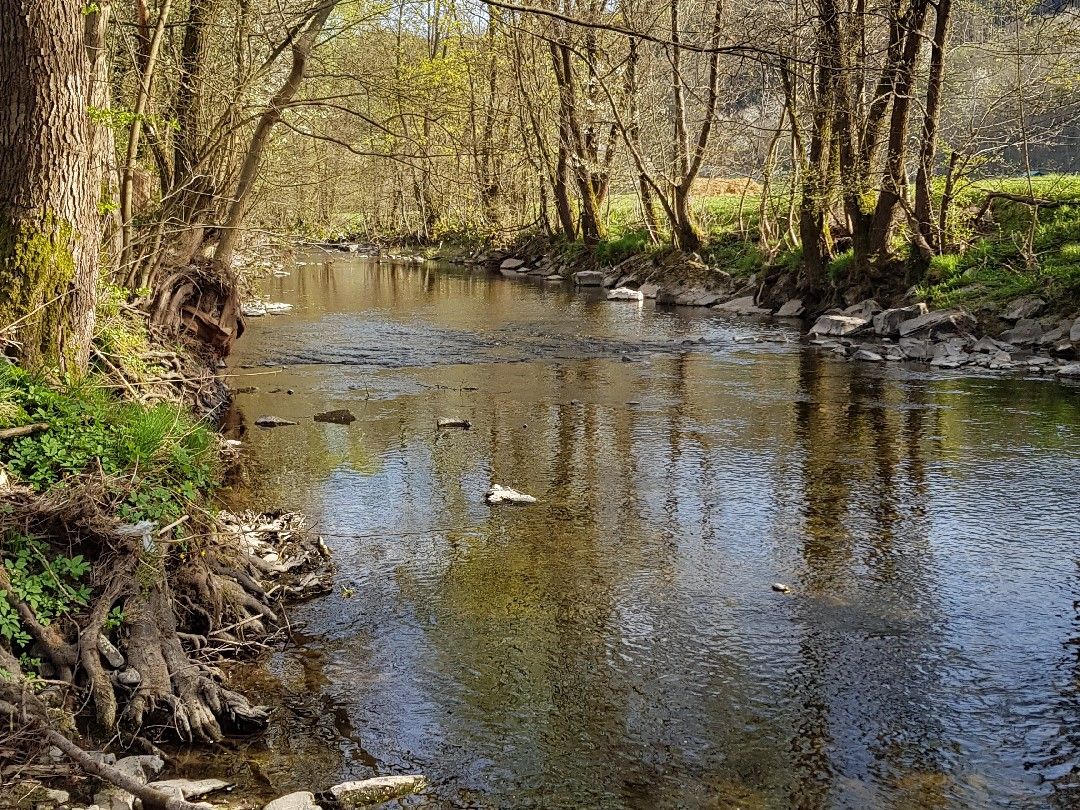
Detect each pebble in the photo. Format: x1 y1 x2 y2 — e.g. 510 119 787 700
772 583 791 593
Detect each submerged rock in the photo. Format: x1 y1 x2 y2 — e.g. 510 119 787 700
264 792 322 810
328 775 428 807
714 295 770 316
485 485 536 505
607 287 644 301
437 417 471 429
852 349 884 362
314 409 356 425
255 415 297 428
772 583 791 593
264 302 294 315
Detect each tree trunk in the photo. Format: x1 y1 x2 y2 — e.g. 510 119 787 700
912 0 952 264
0 0 97 372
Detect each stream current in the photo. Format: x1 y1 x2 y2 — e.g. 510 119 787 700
214 254 1080 808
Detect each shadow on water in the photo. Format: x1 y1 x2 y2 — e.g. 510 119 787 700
197 256 1080 808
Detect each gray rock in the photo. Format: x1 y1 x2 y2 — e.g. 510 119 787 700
1001 318 1043 346
148 779 233 800
500 258 525 270
772 583 790 593
265 792 323 810
1002 296 1046 321
898 308 976 338
1038 324 1069 346
808 314 870 337
972 336 1015 353
852 349 884 362
329 776 428 807
573 270 605 287
775 298 805 317
313 409 356 425
607 287 644 301
873 303 928 337
714 296 770 316
639 283 659 299
94 790 135 810
112 754 164 783
98 634 124 668
255 415 297 428
843 299 883 319
988 351 1013 369
1058 363 1080 378
1071 316 1080 343
116 668 141 686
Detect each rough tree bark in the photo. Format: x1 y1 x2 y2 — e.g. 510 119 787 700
0 0 97 372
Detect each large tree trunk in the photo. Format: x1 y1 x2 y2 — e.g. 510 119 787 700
912 0 952 265
0 0 97 372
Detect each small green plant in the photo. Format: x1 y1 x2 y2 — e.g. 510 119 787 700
827 249 855 282
1 533 91 650
104 605 125 632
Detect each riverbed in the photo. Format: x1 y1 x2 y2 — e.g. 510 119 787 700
217 254 1080 808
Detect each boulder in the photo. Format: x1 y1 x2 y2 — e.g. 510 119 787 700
1038 323 1069 346
897 309 975 338
714 296 770 316
485 485 536 505
775 298 805 318
852 349 884 362
1001 318 1043 346
1071 316 1080 343
264 302 293 315
1002 296 1046 321
255 415 297 428
1059 363 1080 378
607 287 644 302
241 303 267 317
639 283 659 299
872 303 928 337
328 776 428 807
808 314 870 337
898 337 934 361
573 270 605 287
314 409 356 425
972 336 1015 354
500 258 525 270
265 792 323 810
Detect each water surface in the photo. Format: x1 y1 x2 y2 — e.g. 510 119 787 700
218 255 1080 808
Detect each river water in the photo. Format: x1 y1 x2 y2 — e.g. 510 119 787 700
218 254 1080 808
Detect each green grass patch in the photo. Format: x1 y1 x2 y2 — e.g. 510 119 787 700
0 363 216 524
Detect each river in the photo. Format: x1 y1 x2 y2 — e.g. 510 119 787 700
215 253 1080 808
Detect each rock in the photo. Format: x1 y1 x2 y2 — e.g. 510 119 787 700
265 792 323 810
775 298 805 318
94 790 134 810
500 257 525 270
98 634 125 668
328 776 428 807
241 303 267 317
852 349 884 362
1069 316 1080 343
843 299 883 319
872 303 928 338
116 668 141 686
897 309 975 338
314 409 356 425
713 296 770 316
1038 324 1069 346
639 283 659 298
255 415 297 428
1001 318 1043 346
972 336 1014 353
573 270 605 287
808 314 870 337
1002 296 1046 321
485 485 536 505
148 779 234 800
1058 363 1080 378
607 287 644 302
264 302 293 315
772 583 790 593
897 338 934 361
989 351 1013 369
436 417 471 429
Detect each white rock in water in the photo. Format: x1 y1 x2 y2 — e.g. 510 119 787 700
241 303 267 317
148 779 234 800
264 792 323 810
607 287 644 301
264 302 294 314
486 485 537 505
437 417 472 429
329 775 428 807
772 582 791 593
255 415 297 428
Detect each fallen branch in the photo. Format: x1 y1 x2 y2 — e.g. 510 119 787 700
974 191 1076 223
0 423 49 441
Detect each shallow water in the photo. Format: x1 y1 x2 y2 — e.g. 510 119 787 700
216 254 1080 808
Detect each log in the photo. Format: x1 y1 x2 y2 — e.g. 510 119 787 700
0 422 48 440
